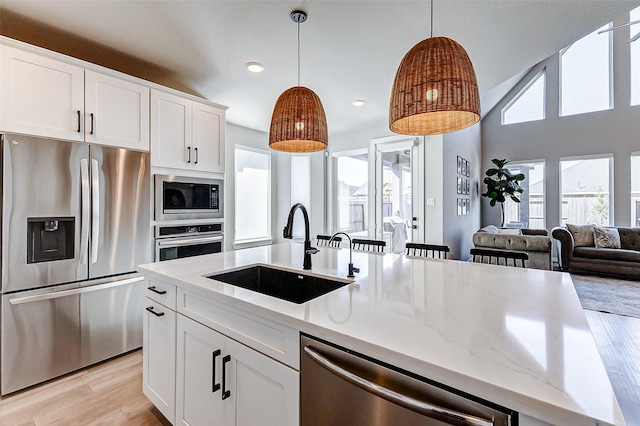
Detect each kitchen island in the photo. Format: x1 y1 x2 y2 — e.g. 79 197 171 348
138 243 625 426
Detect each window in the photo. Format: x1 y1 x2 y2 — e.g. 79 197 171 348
290 155 310 238
631 6 640 106
503 161 545 229
332 151 369 235
234 146 271 242
502 69 546 125
560 24 612 116
560 156 612 226
632 154 640 226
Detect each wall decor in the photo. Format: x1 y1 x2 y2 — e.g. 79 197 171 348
466 160 470 177
461 159 467 176
457 198 462 216
457 177 463 194
457 156 462 174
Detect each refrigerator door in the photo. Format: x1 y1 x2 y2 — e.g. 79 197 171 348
88 145 150 278
2 135 89 293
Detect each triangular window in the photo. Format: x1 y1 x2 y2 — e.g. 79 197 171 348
501 69 545 125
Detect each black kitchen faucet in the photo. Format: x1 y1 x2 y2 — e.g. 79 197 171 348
283 203 318 270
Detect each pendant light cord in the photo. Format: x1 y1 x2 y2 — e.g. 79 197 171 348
297 19 301 86
430 0 433 38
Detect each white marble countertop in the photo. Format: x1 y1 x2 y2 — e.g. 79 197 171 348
138 243 625 426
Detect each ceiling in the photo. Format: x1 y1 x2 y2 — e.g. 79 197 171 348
1 1 639 137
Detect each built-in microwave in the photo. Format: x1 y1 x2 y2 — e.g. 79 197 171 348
155 175 223 221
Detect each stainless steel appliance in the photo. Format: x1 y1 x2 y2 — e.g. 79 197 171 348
155 174 223 221
155 221 223 261
301 335 515 425
0 134 150 394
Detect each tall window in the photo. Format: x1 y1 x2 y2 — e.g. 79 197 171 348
560 24 612 117
333 151 369 235
502 69 546 125
631 6 640 106
503 161 545 229
235 146 271 242
632 154 640 226
560 156 612 226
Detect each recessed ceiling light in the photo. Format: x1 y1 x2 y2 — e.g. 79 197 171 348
246 62 264 73
352 100 366 107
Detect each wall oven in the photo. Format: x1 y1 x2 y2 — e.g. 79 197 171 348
155 222 223 261
155 174 223 221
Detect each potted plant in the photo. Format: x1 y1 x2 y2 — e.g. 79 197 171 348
481 159 525 227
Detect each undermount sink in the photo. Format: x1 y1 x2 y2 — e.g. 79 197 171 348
207 265 348 304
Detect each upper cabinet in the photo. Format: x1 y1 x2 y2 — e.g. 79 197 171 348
1 45 150 150
85 70 150 151
0 44 85 142
151 89 225 174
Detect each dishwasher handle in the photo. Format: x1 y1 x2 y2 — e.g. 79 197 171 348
303 345 494 426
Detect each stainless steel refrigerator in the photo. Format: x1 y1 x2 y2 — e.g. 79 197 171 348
0 134 151 394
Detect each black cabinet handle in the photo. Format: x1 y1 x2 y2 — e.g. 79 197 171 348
145 306 164 317
90 113 94 135
147 286 167 295
187 146 191 163
77 110 81 132
194 147 198 164
212 349 221 393
222 354 231 400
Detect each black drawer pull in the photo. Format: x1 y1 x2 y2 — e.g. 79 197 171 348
148 286 167 295
222 354 231 400
212 349 221 393
194 147 198 164
145 306 164 317
90 113 94 135
77 110 81 132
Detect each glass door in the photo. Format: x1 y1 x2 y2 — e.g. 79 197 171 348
374 138 423 253
330 150 369 239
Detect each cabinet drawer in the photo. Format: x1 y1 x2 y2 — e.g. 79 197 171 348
145 278 176 310
177 288 299 369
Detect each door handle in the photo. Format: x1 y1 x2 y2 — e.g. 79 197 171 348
212 349 221 393
80 158 90 265
145 306 164 317
221 354 231 400
186 146 191 163
91 158 100 264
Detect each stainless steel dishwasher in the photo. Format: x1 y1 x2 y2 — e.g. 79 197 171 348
301 335 515 426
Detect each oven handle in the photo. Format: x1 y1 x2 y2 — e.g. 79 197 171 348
303 345 494 426
156 235 224 248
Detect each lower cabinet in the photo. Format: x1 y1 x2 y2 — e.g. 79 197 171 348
175 314 299 426
143 297 176 422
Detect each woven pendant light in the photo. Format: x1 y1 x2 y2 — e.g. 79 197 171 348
389 2 480 135
269 10 328 152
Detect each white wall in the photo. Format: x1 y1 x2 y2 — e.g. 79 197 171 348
481 16 640 231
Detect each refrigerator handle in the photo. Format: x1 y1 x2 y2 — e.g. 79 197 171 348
80 159 90 264
91 158 100 264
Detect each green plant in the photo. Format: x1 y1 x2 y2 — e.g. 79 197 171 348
481 159 525 227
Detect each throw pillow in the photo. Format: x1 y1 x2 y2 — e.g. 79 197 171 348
480 225 500 234
593 226 621 249
566 224 595 247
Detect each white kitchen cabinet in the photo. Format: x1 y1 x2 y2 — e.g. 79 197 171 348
143 297 176 423
176 314 299 426
0 44 84 141
151 89 225 173
1 44 150 151
85 70 150 150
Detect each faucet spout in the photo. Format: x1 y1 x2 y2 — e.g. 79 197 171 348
283 203 316 270
329 232 359 278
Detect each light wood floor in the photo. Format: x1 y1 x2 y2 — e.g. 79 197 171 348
1 311 639 425
0 350 170 426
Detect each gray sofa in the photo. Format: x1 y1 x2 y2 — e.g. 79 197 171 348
473 225 552 270
552 226 640 278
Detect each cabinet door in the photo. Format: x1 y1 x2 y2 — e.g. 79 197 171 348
143 298 176 423
85 70 150 151
0 45 84 141
151 89 191 169
193 102 225 173
176 314 225 426
225 337 299 426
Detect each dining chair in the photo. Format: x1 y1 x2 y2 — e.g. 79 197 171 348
351 238 386 253
470 248 528 268
316 234 342 247
405 243 450 259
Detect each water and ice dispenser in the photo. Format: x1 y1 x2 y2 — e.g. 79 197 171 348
27 217 75 263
